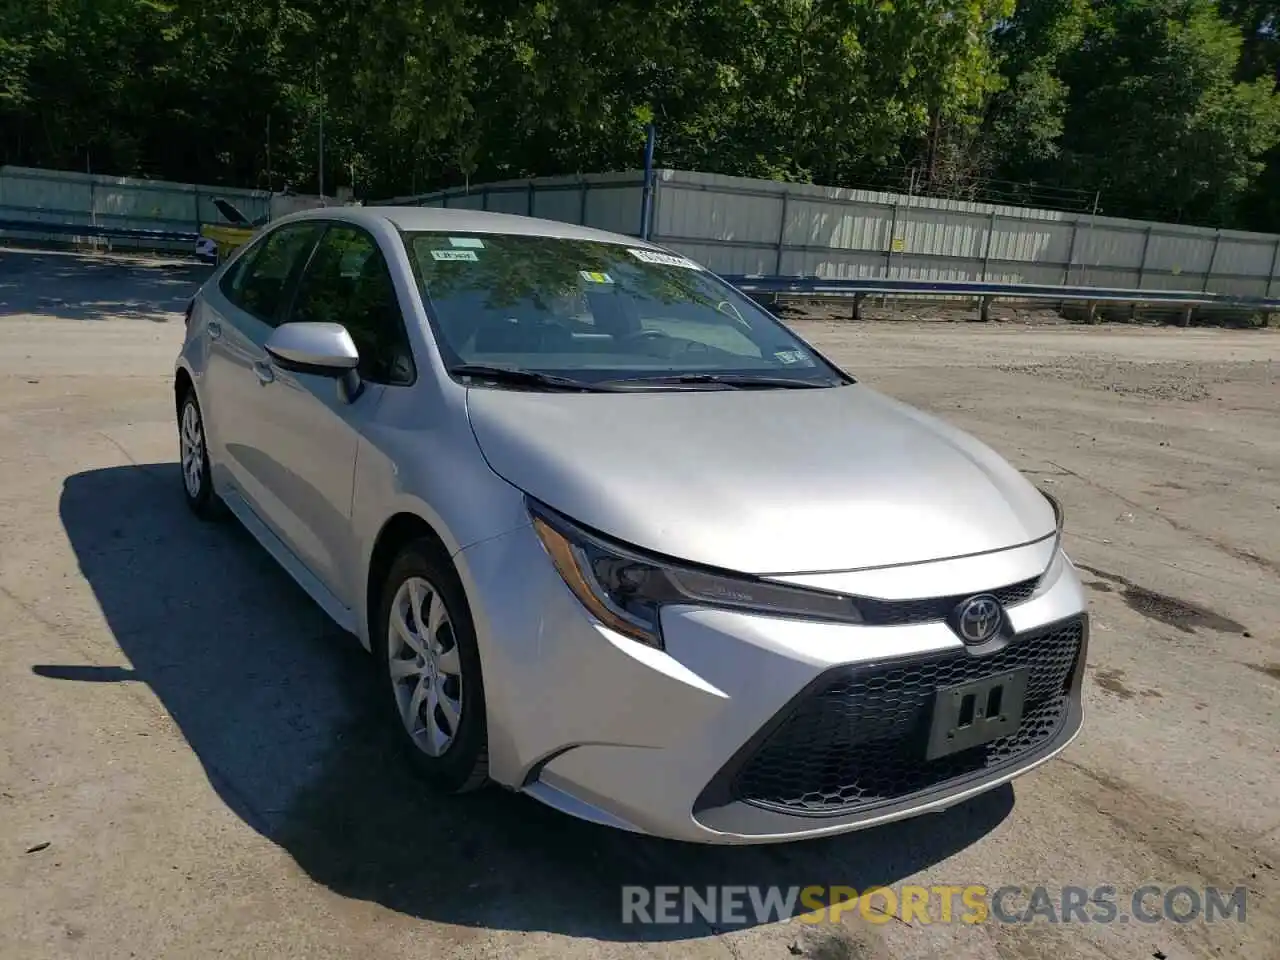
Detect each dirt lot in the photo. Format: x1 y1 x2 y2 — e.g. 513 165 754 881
2 249 1278 960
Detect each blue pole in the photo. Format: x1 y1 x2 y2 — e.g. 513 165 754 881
640 122 656 239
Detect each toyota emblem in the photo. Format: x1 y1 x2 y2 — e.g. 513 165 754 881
954 595 1004 645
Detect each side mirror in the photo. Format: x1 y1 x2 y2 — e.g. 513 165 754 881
265 322 359 376
264 322 363 401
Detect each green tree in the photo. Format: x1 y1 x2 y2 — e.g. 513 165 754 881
1057 0 1280 222
5 0 1280 230
985 0 1091 189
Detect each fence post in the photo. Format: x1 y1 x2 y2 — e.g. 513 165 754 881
774 192 789 276
1064 219 1080 285
527 181 534 217
578 180 589 225
639 123 656 239
649 175 660 241
884 201 899 277
852 293 865 321
87 176 99 252
1267 237 1280 299
1136 225 1152 289
1202 230 1221 293
481 186 489 211
980 209 997 281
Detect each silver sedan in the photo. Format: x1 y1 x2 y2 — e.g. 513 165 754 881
174 206 1088 844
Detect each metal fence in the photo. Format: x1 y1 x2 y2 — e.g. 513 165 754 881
379 171 648 238
0 166 324 252
389 168 1280 300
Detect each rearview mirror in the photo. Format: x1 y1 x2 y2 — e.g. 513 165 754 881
265 322 359 376
715 300 748 327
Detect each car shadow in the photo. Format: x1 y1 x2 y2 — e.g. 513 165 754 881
50 463 1013 941
0 248 209 322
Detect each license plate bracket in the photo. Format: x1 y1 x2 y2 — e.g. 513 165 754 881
926 668 1029 760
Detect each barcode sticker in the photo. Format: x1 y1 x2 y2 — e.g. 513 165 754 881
627 248 701 270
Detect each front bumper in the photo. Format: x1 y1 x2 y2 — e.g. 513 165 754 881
455 524 1088 844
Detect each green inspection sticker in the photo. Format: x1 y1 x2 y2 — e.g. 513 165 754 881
431 249 479 261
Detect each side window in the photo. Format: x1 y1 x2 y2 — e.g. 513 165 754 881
224 224 321 326
217 241 261 305
288 226 416 385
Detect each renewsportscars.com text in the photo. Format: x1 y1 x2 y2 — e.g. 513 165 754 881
621 884 1248 926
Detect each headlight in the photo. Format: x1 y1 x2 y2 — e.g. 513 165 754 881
528 499 861 648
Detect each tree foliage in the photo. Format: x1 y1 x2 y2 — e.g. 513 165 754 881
2 0 1280 230
990 0 1280 222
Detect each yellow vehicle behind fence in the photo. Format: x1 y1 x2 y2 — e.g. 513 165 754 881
198 194 332 261
198 223 257 262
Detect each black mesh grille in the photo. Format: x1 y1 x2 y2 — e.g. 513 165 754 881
856 576 1040 626
730 617 1083 816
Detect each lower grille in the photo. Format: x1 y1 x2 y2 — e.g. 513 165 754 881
727 616 1084 816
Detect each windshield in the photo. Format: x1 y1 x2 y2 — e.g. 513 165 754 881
404 232 847 388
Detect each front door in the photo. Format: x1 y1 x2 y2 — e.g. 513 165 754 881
243 223 416 605
202 221 323 521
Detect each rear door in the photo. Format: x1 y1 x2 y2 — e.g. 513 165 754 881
202 221 323 521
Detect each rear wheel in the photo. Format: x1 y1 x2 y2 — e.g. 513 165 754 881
178 390 221 520
376 540 489 792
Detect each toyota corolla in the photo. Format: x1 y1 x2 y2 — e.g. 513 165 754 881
174 206 1088 844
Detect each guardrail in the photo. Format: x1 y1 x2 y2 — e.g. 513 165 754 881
0 218 199 246
722 274 1280 324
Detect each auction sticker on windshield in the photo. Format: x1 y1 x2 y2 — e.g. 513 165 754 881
431 249 479 261
628 249 702 269
774 349 809 365
580 270 614 284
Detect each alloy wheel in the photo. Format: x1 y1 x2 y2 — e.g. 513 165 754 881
180 399 204 499
387 576 464 757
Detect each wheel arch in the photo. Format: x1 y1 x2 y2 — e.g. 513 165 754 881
364 512 453 652
174 365 195 419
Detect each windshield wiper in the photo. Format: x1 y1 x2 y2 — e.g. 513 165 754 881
598 373 837 390
449 363 619 392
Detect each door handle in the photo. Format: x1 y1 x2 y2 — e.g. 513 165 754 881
207 320 222 340
253 360 275 385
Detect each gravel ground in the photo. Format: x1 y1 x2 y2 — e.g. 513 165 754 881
2 249 1278 960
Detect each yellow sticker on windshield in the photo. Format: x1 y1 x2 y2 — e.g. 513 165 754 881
580 270 613 284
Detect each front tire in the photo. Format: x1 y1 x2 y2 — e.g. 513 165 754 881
178 389 220 520
376 540 489 793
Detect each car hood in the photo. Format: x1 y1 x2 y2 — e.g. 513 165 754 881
465 383 1055 576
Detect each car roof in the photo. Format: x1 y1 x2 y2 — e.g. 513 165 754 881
277 205 656 248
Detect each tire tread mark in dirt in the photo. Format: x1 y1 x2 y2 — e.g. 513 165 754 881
1075 564 1245 635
